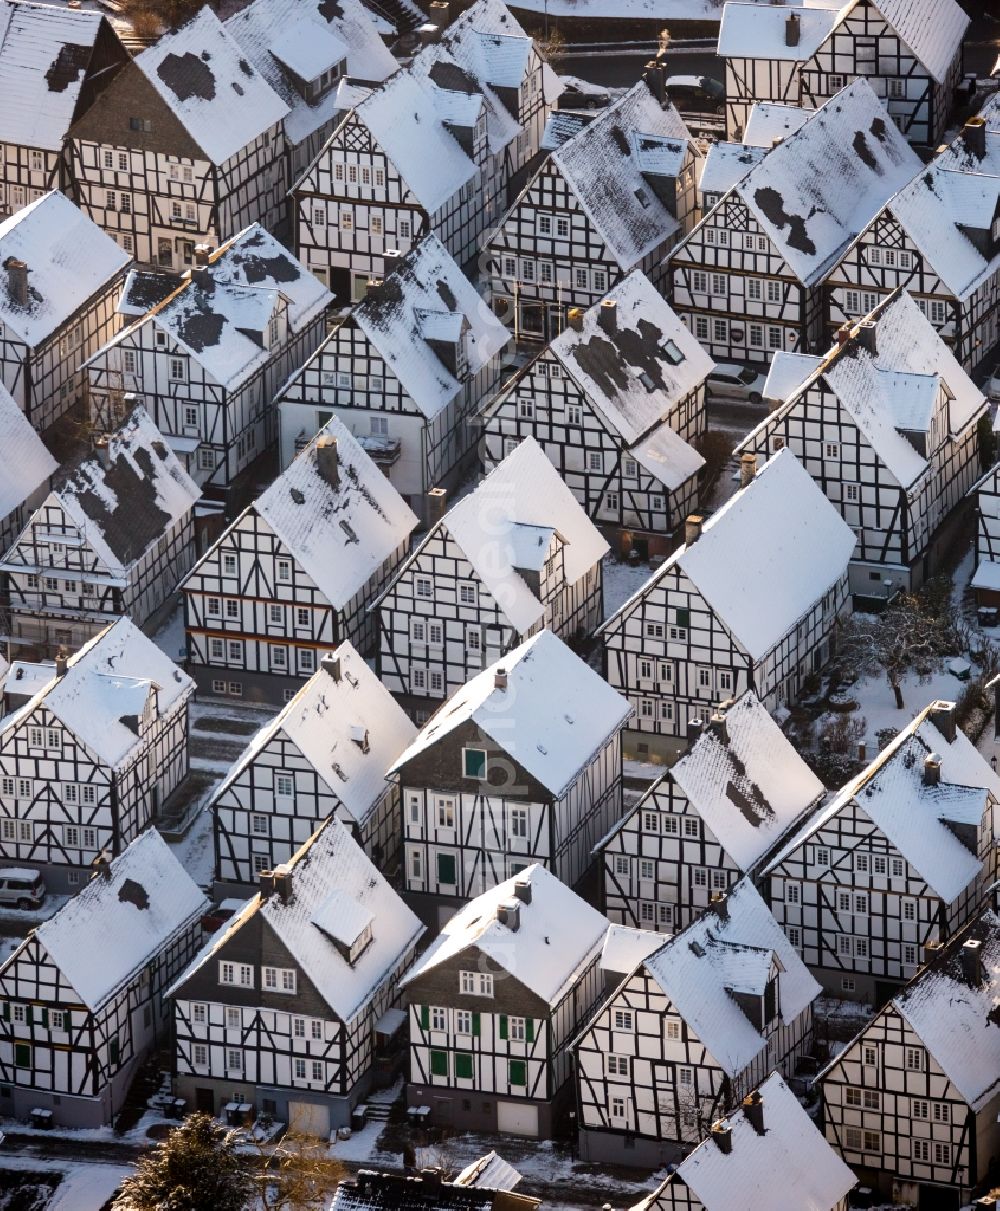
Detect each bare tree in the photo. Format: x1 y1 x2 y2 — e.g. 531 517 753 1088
251 1130 346 1211
838 594 955 710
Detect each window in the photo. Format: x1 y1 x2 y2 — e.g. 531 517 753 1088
607 1055 630 1077
611 1096 626 1119
824 442 840 460
566 404 582 426
905 1047 924 1071
226 1007 241 1030
458 583 477 607
613 1009 633 1031
746 279 762 302
891 857 904 878
913 1139 930 1163
510 808 528 839
219 962 253 988
169 358 185 381
934 1142 951 1165
665 1019 681 1041
509 1017 526 1041
845 484 859 504
828 74 846 89
262 967 296 994
415 576 432 599
431 1007 447 1031
854 853 870 874
538 214 552 235
683 817 700 838
463 747 487 780
786 883 800 905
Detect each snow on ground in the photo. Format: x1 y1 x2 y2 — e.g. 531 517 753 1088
167 801 215 889
604 555 653 619
840 665 971 749
151 600 186 664
0 1156 130 1211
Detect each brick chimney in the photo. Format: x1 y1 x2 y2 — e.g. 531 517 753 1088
964 116 987 162
961 938 983 986
272 864 292 904
567 307 584 332
685 514 704 545
856 319 877 356
923 752 942 787
928 701 957 744
711 1120 732 1153
785 12 801 47
739 452 757 489
742 1090 765 1135
6 258 28 308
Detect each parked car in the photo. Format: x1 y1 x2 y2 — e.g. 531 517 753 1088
707 363 768 405
0 867 45 909
557 76 611 110
665 75 725 114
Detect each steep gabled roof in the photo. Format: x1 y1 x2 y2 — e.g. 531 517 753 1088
650 1072 856 1211
874 0 968 85
730 80 920 287
550 80 694 269
250 417 417 611
26 830 206 1012
0 0 122 153
670 691 824 872
41 406 199 578
640 880 820 1075
135 7 289 165
742 102 811 146
212 642 415 827
0 190 129 347
389 630 631 799
171 816 423 1021
225 0 396 147
400 863 607 1006
0 380 55 520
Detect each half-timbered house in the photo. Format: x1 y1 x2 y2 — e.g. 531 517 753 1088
0 1 127 221
826 110 1000 372
0 617 194 893
669 80 919 365
575 878 820 1166
718 0 968 148
224 0 397 180
293 0 554 301
211 641 416 893
1 406 200 659
488 74 700 343
972 461 1000 606
170 815 423 1135
818 909 1000 1206
599 447 855 763
0 381 55 556
388 629 630 926
66 6 289 270
401 862 607 1138
276 233 509 513
85 224 331 500
0 828 206 1127
377 436 606 715
640 1071 856 1211
0 190 129 434
479 271 710 557
599 690 824 935
765 699 1000 1004
183 419 416 703
737 290 988 599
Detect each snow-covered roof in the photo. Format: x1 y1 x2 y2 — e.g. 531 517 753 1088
541 108 592 151
0 0 113 153
601 923 665 977
548 271 711 484
641 880 820 1076
728 80 920 287
0 380 55 519
173 816 423 1021
4 617 193 768
42 407 199 578
718 4 840 63
891 911 1000 1111
0 191 129 348
28 830 206 1012
699 142 766 199
551 80 694 269
345 234 509 420
135 8 289 165
762 351 821 403
670 692 824 872
250 417 416 612
224 0 396 148
771 701 1000 904
606 448 853 662
212 642 415 828
873 0 968 85
743 102 811 147
453 1153 523 1192
401 863 607 1006
391 630 630 798
111 225 331 392
655 1072 856 1211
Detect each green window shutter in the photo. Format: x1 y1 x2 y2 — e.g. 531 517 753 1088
463 747 486 779
499 1014 508 1040
429 1050 448 1077
110 1039 120 1066
420 1005 429 1030
509 1058 526 1087
40 1008 48 1028
14 1043 29 1068
437 853 457 886
472 1012 480 1037
24 1006 32 1027
455 1052 473 1079
676 608 690 629
1 1002 9 1022
526 1018 534 1043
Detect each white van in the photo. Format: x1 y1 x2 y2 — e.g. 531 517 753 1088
0 868 45 909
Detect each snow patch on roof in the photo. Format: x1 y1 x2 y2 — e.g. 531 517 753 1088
718 3 839 62
0 381 55 519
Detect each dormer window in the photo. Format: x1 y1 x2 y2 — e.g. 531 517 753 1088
463 747 487 779
349 922 373 964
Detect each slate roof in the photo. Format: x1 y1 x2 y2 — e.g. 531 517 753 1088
225 0 396 147
699 142 766 200
649 1072 856 1211
135 7 289 165
389 630 631 799
171 815 423 1022
400 862 608 1006
0 0 118 153
640 879 821 1075
211 642 416 829
549 80 694 269
0 380 55 520
0 190 129 347
22 829 207 1012
36 406 199 577
248 417 417 611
